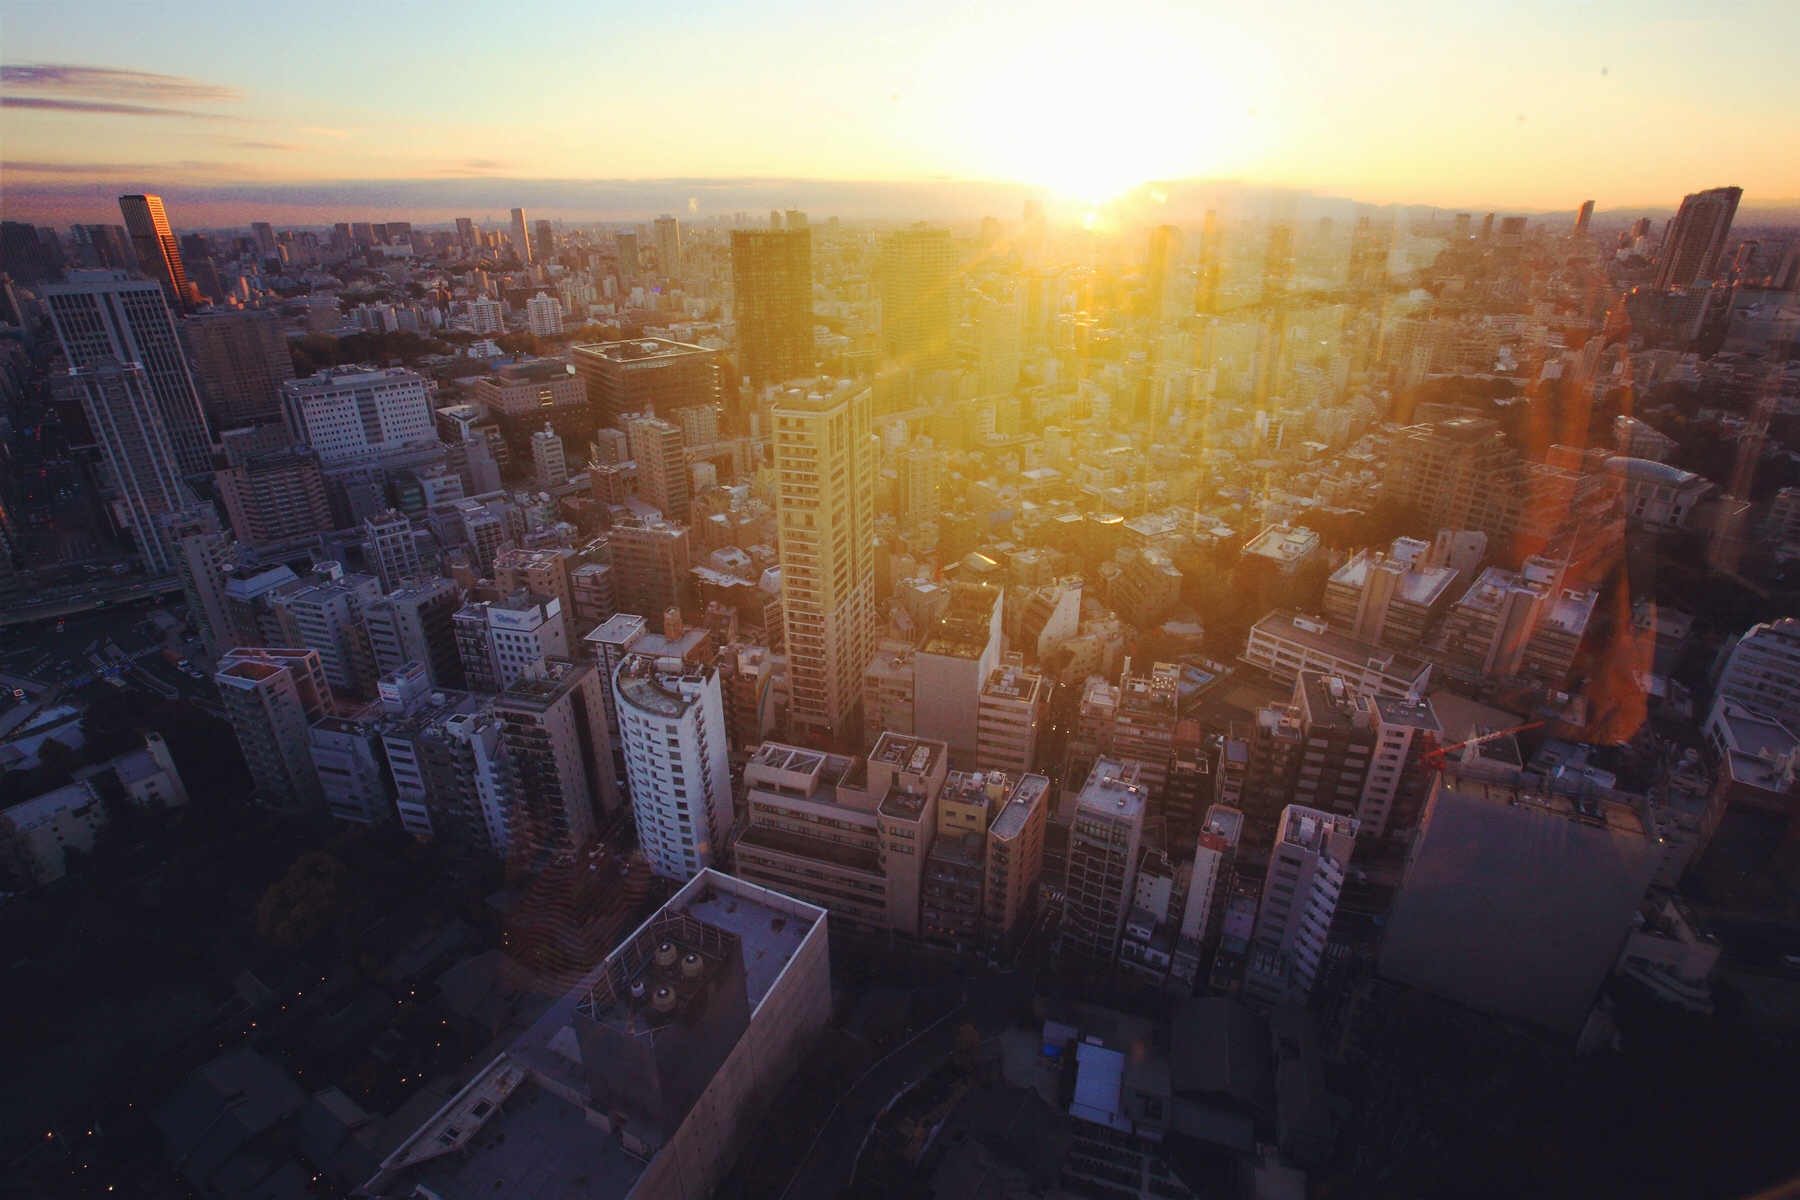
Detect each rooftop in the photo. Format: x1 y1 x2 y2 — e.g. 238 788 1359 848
1329 547 1460 607
614 655 713 720
1603 456 1702 486
1242 523 1320 566
1249 611 1431 685
496 658 586 706
572 337 714 363
1295 671 1373 730
1074 758 1149 822
1441 768 1647 838
990 773 1051 839
1372 693 1441 731
918 582 1001 660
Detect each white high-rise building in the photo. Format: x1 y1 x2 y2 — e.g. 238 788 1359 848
531 422 568 489
454 591 569 694
1243 804 1358 1007
42 270 214 476
526 291 564 337
55 361 194 574
1712 617 1800 730
466 297 504 335
613 653 734 881
364 509 421 591
280 366 436 462
270 569 384 693
775 379 877 745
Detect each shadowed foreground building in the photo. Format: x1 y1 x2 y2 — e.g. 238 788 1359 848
1379 768 1661 1035
366 871 829 1200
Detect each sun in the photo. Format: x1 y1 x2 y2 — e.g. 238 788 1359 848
961 16 1236 205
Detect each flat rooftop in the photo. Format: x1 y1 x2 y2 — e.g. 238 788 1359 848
1249 611 1431 683
990 774 1050 839
869 732 945 779
1074 758 1149 821
1441 769 1645 838
573 337 714 363
1242 524 1319 565
1372 694 1441 731
1329 549 1460 607
918 583 1000 660
411 1082 644 1200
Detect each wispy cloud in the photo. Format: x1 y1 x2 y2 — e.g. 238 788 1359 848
1 63 239 102
3 159 161 174
5 158 254 177
1 96 232 118
305 126 355 139
232 140 304 151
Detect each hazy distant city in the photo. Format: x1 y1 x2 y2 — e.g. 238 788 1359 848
2 5 1800 1200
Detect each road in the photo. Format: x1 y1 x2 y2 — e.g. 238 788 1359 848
0 575 184 630
781 909 1057 1200
0 600 221 719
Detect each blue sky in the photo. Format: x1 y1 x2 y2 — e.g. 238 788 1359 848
3 0 1796 224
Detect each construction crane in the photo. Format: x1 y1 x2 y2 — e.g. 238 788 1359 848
1420 721 1544 772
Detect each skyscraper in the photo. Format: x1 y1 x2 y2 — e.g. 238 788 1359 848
494 657 619 855
532 218 554 263
654 214 682 280
731 228 814 388
43 270 214 476
627 413 690 524
1652 186 1743 290
454 216 475 248
775 379 876 746
509 207 532 264
880 226 957 382
54 361 194 573
117 194 195 313
613 652 734 880
615 230 639 277
162 503 237 658
1058 758 1150 971
364 509 421 591
1146 224 1184 316
215 647 332 814
571 338 722 428
1575 199 1595 236
182 308 295 430
1195 210 1222 313
976 290 1022 396
1242 804 1358 1007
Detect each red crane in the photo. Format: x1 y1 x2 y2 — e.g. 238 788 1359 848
1420 721 1544 772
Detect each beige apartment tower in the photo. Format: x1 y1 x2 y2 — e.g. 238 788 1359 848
774 379 877 746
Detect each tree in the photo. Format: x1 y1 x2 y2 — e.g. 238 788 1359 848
35 737 81 788
257 852 348 949
952 1022 980 1072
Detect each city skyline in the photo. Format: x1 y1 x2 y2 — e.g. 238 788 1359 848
3 0 1799 225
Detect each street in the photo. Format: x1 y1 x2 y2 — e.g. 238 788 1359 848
779 907 1058 1200
0 602 221 719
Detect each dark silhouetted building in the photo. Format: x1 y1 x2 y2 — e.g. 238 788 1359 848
731 228 813 388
